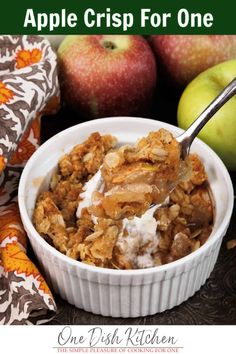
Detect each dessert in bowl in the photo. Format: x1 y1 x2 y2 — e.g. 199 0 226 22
18 117 234 317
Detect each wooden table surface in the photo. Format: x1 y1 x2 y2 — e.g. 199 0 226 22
40 83 236 325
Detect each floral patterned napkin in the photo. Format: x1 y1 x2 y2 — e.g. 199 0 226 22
0 35 60 324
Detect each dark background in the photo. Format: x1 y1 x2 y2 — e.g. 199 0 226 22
40 81 236 325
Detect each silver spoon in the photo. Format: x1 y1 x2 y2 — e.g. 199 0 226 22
149 77 236 214
81 79 236 219
176 77 236 159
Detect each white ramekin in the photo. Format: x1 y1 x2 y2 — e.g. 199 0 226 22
18 117 234 318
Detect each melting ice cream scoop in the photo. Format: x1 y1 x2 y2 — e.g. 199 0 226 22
116 204 161 268
76 169 104 219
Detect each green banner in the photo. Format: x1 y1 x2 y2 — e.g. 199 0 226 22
1 0 236 34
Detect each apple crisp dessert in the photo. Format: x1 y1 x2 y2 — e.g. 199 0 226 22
33 129 214 269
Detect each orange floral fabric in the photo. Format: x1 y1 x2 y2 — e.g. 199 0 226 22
0 80 13 174
0 35 60 325
0 203 26 249
0 116 57 324
0 156 7 174
10 116 41 166
16 48 42 69
2 242 52 296
0 81 14 104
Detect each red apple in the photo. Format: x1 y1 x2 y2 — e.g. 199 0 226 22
58 35 157 118
150 35 236 86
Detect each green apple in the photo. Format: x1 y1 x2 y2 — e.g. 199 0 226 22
177 59 236 170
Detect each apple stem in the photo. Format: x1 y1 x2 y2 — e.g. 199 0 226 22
102 41 117 50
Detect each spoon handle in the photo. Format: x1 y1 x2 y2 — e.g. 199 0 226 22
177 77 236 158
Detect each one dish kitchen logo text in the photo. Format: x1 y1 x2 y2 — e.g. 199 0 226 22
54 326 183 353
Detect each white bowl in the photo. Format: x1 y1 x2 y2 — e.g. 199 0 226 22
18 117 234 318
